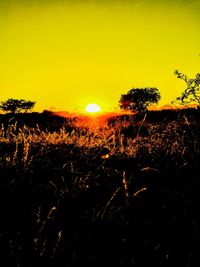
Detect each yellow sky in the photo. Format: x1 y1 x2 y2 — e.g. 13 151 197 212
0 0 200 112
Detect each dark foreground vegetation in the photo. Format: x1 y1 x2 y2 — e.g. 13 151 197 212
0 108 200 267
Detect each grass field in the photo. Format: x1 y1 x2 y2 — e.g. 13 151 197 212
0 109 200 266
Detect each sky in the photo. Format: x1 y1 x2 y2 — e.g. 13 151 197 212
0 0 200 113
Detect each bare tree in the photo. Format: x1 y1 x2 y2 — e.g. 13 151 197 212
174 70 200 105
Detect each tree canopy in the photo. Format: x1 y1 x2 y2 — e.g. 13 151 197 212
0 99 36 114
119 88 161 113
174 70 200 106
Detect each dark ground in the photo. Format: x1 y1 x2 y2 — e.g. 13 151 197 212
0 108 200 266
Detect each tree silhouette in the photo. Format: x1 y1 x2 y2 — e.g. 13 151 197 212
0 99 36 114
119 88 161 113
174 70 200 106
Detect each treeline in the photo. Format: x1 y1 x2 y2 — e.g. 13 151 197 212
0 70 199 114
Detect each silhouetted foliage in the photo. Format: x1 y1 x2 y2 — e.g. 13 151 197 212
119 88 161 113
174 70 200 105
0 99 36 114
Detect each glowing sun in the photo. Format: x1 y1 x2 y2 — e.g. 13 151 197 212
85 103 101 113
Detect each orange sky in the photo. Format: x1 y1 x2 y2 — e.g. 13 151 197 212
0 0 200 113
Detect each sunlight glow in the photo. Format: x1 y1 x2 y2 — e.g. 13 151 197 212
85 103 101 113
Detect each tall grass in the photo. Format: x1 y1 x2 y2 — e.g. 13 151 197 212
0 114 200 266
1 116 198 169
